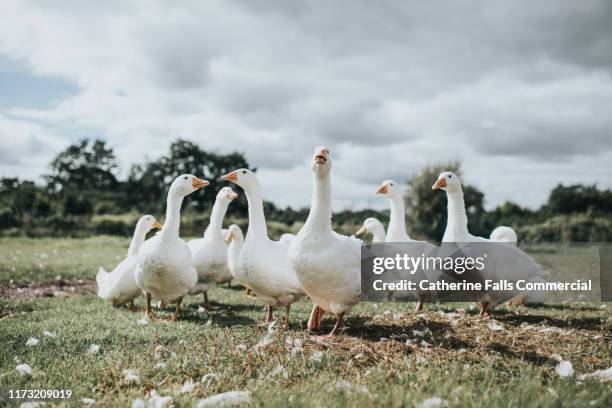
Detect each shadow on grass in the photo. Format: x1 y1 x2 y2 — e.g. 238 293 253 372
494 313 601 330
486 342 549 366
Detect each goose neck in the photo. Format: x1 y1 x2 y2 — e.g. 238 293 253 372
446 188 469 238
160 190 184 241
304 172 333 233
244 183 268 239
127 224 148 256
388 195 408 239
204 199 230 240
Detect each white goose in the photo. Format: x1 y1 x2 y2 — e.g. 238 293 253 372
221 169 305 327
188 187 238 308
376 180 420 242
96 215 161 308
490 226 518 243
135 174 209 321
224 224 251 293
355 217 386 242
432 171 543 315
279 233 296 245
288 147 361 337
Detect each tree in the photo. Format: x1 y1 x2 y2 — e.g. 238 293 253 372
405 162 488 242
46 139 118 192
124 139 253 215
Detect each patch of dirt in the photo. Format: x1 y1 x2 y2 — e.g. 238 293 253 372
0 279 97 300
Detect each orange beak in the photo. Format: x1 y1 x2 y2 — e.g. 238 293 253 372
376 183 388 194
432 177 447 190
152 221 163 229
227 192 238 199
221 171 239 182
192 177 209 189
356 226 367 236
224 231 234 244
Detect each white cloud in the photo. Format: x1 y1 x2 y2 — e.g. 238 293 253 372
0 0 611 209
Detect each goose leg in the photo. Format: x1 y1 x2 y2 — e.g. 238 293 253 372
323 312 345 338
127 300 136 312
308 305 321 331
145 293 156 318
203 292 215 310
159 301 166 310
170 297 183 322
266 305 274 323
414 301 423 313
283 305 291 329
478 302 491 317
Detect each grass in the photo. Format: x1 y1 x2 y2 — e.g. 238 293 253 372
0 237 610 407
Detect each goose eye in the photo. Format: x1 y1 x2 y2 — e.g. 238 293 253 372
242 170 247 174
448 175 452 179
184 176 188 180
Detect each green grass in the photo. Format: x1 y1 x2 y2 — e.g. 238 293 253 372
0 238 611 407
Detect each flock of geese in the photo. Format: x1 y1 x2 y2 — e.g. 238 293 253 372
97 146 541 337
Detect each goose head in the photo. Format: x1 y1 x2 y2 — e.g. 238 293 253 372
170 174 209 196
356 217 383 237
376 179 400 198
220 168 259 190
137 215 163 231
432 171 461 193
311 146 331 176
224 224 243 243
217 186 239 204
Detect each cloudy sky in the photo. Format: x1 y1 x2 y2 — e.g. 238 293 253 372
1 0 611 211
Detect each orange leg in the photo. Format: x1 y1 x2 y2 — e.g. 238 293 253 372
170 297 183 322
266 305 274 323
323 312 345 338
414 301 423 313
145 293 156 318
308 305 321 330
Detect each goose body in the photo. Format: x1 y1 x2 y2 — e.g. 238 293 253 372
288 147 361 336
187 187 237 303
135 174 208 319
96 215 161 306
221 168 305 326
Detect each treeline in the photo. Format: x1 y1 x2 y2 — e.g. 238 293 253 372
1 139 611 242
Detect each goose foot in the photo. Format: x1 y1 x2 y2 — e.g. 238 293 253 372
307 305 321 331
478 302 491 318
323 312 345 338
145 293 156 319
283 305 291 329
170 298 183 322
127 300 137 312
266 305 274 323
202 292 217 310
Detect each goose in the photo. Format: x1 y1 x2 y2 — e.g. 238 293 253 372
376 180 420 242
490 226 518 243
432 171 544 315
279 233 296 245
288 147 361 337
224 224 253 295
216 229 234 286
135 174 209 321
96 215 162 309
220 169 305 328
187 187 238 308
355 218 386 242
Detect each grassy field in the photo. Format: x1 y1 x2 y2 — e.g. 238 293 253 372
0 237 610 407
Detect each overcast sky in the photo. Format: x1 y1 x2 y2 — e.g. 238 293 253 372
1 0 611 211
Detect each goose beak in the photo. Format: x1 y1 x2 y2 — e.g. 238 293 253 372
376 183 388 194
355 226 367 236
192 177 209 189
153 221 163 229
227 192 238 200
314 148 328 164
224 231 234 244
221 171 238 182
432 178 446 190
